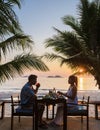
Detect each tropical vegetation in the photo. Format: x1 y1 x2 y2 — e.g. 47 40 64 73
44 0 100 88
0 0 48 83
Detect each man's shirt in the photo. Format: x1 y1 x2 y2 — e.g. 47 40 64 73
20 82 35 106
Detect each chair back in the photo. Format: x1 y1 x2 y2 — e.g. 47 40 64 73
11 94 36 130
66 96 90 130
82 96 90 104
11 94 20 114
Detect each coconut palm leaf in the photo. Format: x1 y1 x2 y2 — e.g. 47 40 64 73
0 0 49 84
0 34 33 59
0 0 22 35
8 0 22 8
0 54 49 83
44 0 100 88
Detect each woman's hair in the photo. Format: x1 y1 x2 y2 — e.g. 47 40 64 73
69 75 78 86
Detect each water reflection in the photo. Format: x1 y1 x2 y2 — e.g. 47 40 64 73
78 77 97 90
79 77 83 90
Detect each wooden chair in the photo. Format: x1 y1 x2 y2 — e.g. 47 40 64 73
11 94 36 130
66 96 90 130
0 101 4 119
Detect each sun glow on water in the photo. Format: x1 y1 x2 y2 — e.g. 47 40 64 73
79 77 83 90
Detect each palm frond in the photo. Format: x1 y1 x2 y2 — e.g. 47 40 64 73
0 34 33 61
43 53 64 61
0 54 49 83
0 0 22 35
8 0 22 8
62 16 80 32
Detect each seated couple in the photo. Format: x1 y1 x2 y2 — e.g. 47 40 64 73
20 74 78 129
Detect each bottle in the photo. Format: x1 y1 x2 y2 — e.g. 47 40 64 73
52 88 57 98
53 87 56 93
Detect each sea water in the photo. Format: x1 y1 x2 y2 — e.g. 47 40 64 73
0 76 99 98
0 76 100 117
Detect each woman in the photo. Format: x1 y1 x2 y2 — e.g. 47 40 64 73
49 75 78 127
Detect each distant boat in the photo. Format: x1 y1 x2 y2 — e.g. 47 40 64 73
21 75 29 78
47 76 54 78
47 75 62 78
55 75 62 78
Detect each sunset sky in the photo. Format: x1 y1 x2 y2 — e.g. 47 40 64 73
15 0 81 77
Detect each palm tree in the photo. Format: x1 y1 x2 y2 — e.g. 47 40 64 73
0 0 49 83
44 0 100 88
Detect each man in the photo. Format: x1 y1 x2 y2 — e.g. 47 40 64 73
20 74 48 129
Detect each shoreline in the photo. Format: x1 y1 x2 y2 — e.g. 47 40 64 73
0 89 100 100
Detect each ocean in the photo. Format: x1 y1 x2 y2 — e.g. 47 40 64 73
0 76 99 99
0 76 100 117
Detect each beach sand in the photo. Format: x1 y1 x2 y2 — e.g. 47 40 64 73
0 117 100 130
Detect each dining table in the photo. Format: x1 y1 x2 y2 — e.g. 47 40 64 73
89 100 100 120
35 97 67 130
